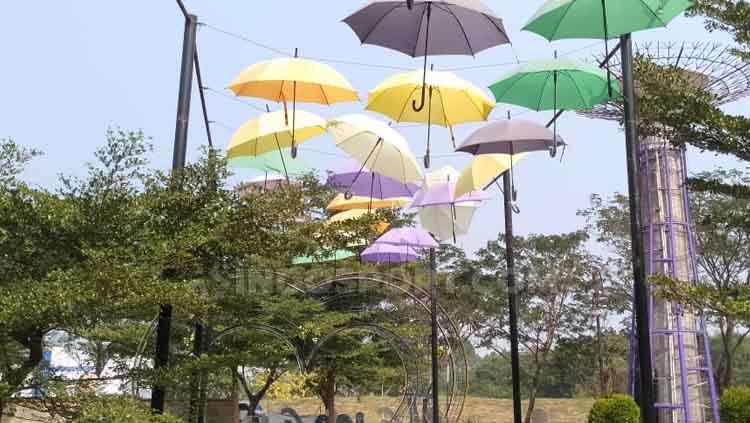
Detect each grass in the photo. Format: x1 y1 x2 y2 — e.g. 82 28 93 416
266 396 596 423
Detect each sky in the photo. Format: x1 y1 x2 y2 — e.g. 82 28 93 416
1 1 747 256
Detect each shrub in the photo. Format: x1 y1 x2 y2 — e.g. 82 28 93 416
75 396 182 423
720 386 750 423
587 394 640 423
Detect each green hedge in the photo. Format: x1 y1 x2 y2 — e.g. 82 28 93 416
587 394 640 423
720 386 750 423
75 396 182 423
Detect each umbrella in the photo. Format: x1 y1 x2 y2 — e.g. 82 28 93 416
489 58 619 156
327 193 411 213
418 202 480 242
344 0 510 112
454 153 527 199
328 209 390 234
522 0 691 98
361 242 420 263
454 117 568 423
293 249 356 265
456 119 565 156
228 149 311 175
327 114 423 186
327 161 419 199
226 110 326 178
374 227 438 249
412 165 490 206
368 69 494 166
229 53 358 156
523 0 691 41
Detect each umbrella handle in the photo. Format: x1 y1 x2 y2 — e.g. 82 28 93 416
406 0 414 10
412 3 431 112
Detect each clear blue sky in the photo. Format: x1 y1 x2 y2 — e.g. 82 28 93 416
1 1 747 255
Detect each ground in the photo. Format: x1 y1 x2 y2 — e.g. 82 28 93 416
268 396 596 423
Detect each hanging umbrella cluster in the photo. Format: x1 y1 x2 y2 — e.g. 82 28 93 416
327 161 419 199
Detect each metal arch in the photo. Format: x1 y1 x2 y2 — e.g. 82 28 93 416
130 315 160 396
232 268 306 295
208 322 306 373
304 322 422 423
308 272 469 423
578 40 750 121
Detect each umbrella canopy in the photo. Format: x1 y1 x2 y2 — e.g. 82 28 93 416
368 69 494 166
327 193 411 212
229 57 359 104
361 243 420 263
412 165 490 206
228 149 311 175
368 69 494 127
328 209 390 234
328 161 419 199
344 0 510 57
454 153 527 199
489 59 621 111
226 110 327 158
374 227 438 249
293 249 356 265
456 119 565 155
418 202 480 241
328 114 423 184
523 0 692 41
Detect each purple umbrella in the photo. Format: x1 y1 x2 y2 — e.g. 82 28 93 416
374 227 438 249
327 161 419 199
456 119 565 157
343 0 510 111
361 243 420 263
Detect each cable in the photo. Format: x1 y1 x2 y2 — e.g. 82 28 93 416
203 87 268 112
199 22 292 57
193 47 214 148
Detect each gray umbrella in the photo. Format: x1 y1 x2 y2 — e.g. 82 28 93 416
456 119 565 156
344 0 510 111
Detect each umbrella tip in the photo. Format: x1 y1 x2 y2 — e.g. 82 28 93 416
423 154 431 169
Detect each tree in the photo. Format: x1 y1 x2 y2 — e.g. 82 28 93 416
471 231 597 423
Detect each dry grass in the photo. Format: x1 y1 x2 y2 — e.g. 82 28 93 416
267 396 596 423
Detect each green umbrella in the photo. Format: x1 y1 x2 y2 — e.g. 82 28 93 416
292 249 355 265
228 149 311 176
522 0 692 41
489 58 620 155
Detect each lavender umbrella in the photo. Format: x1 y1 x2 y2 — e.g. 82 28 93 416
361 243 420 263
327 161 419 199
374 227 438 249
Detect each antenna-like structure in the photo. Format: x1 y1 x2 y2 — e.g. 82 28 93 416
580 42 750 423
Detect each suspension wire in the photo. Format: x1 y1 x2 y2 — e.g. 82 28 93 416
194 46 214 148
199 22 292 57
203 86 268 112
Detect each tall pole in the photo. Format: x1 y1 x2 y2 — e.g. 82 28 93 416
620 33 655 423
152 12 198 413
429 247 440 423
503 172 522 423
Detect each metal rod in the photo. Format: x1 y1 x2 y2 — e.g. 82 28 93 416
503 171 523 423
429 247 440 423
152 12 198 414
193 49 213 148
620 33 656 423
413 3 431 112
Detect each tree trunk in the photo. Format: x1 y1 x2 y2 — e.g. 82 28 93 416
524 371 541 423
320 370 337 423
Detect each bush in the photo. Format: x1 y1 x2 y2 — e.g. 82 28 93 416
587 394 640 423
720 386 750 423
75 396 182 423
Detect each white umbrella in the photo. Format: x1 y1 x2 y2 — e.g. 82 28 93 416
418 202 481 242
327 114 423 184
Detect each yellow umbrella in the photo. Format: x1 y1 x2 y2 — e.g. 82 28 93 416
327 209 390 234
367 69 494 167
326 193 411 212
227 110 326 159
229 54 359 156
454 154 527 199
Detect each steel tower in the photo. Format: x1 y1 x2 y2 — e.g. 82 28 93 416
580 42 750 423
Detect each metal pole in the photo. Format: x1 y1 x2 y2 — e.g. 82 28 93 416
429 247 440 423
620 33 655 423
503 171 522 423
152 12 198 413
